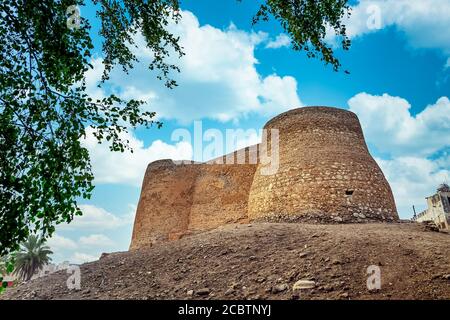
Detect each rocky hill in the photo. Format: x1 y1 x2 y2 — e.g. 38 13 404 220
2 222 449 300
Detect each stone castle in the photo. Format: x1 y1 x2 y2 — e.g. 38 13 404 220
130 107 398 250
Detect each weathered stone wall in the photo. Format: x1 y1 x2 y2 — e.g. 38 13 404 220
130 106 399 250
130 148 258 250
247 107 398 223
188 164 256 231
129 160 198 250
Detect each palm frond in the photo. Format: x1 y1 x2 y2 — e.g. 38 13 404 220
13 235 53 281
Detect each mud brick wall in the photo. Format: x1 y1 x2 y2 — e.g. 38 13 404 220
247 107 398 223
130 148 258 250
129 160 198 250
188 164 256 231
130 107 399 250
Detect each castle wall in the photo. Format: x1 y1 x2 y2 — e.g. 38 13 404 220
130 106 399 250
188 164 256 231
247 107 398 223
130 149 258 249
129 160 198 250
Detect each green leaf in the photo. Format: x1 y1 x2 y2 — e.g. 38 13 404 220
6 264 14 274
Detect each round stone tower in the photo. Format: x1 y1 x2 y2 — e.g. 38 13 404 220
129 159 197 250
247 106 398 223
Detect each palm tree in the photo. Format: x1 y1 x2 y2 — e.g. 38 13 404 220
0 255 8 275
13 235 53 281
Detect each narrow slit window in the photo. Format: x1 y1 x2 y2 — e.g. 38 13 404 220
345 190 354 196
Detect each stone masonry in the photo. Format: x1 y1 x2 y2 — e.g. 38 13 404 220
130 107 398 250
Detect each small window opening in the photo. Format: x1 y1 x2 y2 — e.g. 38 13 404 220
345 190 354 196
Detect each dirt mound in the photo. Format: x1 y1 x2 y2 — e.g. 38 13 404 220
2 222 449 300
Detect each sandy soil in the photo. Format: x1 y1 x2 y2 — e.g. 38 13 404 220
2 222 449 300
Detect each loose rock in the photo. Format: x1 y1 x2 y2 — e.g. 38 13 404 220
292 280 316 291
272 284 289 293
196 288 210 296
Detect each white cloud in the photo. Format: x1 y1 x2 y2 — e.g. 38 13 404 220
46 234 78 264
84 57 106 100
348 93 450 156
79 234 115 247
59 204 131 231
82 127 193 186
47 234 78 251
50 204 135 264
348 92 450 218
259 75 300 116
47 233 116 263
86 10 302 124
266 34 291 49
346 0 450 52
376 156 450 217
325 0 450 67
70 252 99 264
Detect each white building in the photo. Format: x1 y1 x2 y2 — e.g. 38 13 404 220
413 184 450 230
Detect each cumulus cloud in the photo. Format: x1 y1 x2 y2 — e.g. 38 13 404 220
85 10 302 124
47 234 78 251
46 234 78 264
348 92 450 218
325 0 450 67
376 156 450 216
70 252 99 264
266 34 291 49
346 0 450 51
348 93 450 156
47 233 115 263
48 204 135 263
82 127 193 186
79 234 115 247
59 204 131 231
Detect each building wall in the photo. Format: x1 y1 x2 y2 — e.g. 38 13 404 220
415 191 450 230
130 107 399 250
130 155 257 250
188 164 256 231
129 160 198 250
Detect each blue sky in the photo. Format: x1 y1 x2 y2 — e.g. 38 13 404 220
48 0 450 263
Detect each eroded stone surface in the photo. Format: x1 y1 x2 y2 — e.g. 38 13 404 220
248 107 398 224
130 107 398 250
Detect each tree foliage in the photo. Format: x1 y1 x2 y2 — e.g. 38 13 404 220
250 0 351 71
0 0 351 256
13 235 52 281
0 0 176 256
0 254 15 293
